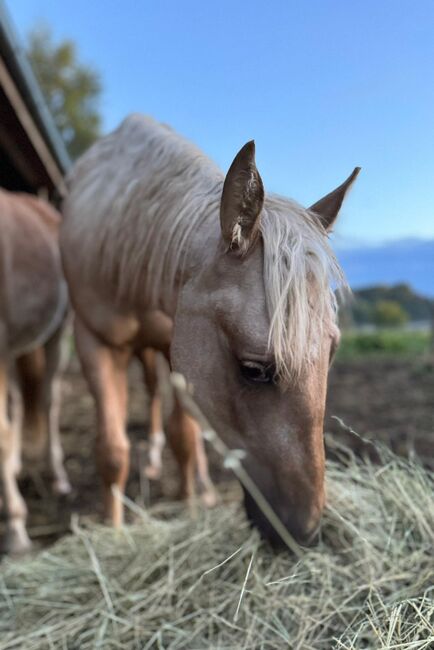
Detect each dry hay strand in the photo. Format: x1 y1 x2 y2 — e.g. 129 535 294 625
0 448 433 650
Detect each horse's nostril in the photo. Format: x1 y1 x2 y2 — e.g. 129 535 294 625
298 524 320 547
268 519 320 549
242 489 321 549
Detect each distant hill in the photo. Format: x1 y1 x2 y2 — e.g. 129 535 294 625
339 283 434 327
335 238 434 298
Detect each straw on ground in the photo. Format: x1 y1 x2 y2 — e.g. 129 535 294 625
0 446 432 649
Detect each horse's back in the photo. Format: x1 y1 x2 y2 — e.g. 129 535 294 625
0 190 66 357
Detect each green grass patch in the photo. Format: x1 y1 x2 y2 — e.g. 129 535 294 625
337 329 431 359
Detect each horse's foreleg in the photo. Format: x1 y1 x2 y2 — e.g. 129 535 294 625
74 316 131 527
166 397 217 507
141 349 165 480
166 408 196 502
0 362 31 553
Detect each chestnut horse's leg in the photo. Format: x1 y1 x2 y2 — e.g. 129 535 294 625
0 361 31 553
74 315 131 526
140 349 165 480
16 347 46 463
16 325 70 495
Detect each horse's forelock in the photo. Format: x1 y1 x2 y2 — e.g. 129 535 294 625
261 196 347 382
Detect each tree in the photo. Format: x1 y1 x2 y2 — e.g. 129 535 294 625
27 26 102 159
373 300 409 328
356 284 433 322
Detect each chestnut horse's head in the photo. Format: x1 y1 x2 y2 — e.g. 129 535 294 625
171 142 359 546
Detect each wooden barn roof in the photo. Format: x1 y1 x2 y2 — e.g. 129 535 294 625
0 1 71 197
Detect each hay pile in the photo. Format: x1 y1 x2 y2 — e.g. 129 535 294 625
0 449 433 649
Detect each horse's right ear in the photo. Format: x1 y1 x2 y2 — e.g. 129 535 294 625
309 167 361 231
220 141 264 255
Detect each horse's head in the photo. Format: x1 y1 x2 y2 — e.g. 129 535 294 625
171 142 359 546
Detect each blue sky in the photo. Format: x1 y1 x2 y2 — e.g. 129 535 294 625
9 0 434 243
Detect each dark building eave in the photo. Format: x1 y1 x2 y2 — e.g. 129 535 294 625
0 1 71 196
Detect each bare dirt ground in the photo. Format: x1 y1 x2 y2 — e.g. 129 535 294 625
11 356 434 549
326 357 434 464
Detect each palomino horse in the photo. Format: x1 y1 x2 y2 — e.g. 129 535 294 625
61 114 359 545
0 189 70 553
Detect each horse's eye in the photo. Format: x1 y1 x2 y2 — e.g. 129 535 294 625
240 360 275 384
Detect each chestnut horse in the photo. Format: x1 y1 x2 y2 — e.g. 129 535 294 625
61 115 359 545
0 189 70 553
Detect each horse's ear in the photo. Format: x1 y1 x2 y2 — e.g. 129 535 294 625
220 140 264 255
309 167 361 231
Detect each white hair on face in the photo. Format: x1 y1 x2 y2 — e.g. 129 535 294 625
64 115 346 381
260 196 346 381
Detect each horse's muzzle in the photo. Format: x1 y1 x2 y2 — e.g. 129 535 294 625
242 489 321 549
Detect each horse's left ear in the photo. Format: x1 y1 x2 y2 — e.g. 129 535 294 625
220 140 264 255
309 167 361 231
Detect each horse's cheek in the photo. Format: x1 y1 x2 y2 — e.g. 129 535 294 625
170 309 201 380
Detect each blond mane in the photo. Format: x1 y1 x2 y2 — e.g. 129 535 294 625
66 115 346 380
261 196 345 380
